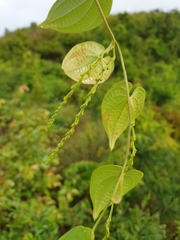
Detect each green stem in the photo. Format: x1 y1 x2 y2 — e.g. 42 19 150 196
102 203 114 240
46 81 99 165
94 0 133 174
47 80 82 130
126 126 137 171
92 202 110 233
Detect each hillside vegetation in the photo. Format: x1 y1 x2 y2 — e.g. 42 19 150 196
0 10 180 240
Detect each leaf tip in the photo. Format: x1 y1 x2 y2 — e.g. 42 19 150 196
38 22 44 29
39 18 49 29
109 141 115 151
92 212 98 221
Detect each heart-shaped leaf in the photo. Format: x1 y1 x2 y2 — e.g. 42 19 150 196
59 226 94 240
123 169 144 196
101 82 146 150
62 41 114 84
131 87 146 119
40 0 113 33
90 165 143 220
90 165 122 220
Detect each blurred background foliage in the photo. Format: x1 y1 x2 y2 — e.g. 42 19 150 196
0 10 180 240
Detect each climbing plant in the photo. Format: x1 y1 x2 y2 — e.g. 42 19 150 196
40 0 146 239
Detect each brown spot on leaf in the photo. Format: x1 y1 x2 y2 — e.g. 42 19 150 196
104 112 109 121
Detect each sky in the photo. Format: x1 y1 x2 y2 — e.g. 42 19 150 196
0 0 180 36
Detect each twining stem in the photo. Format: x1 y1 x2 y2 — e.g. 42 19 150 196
126 126 137 171
94 0 133 175
92 202 111 233
92 202 114 238
47 80 82 130
102 203 114 240
46 81 99 165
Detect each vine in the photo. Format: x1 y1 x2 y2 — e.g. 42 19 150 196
40 0 146 239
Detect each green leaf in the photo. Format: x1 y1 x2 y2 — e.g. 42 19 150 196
123 169 144 196
131 86 146 119
59 226 94 240
62 41 114 84
90 165 122 220
90 165 143 220
39 0 113 33
101 82 146 150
